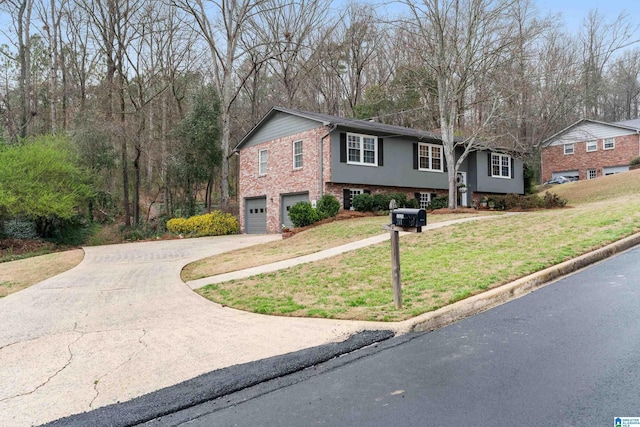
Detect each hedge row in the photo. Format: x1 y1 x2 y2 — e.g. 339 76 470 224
166 211 239 236
485 192 567 210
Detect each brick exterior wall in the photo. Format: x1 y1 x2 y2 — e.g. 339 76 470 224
239 126 329 233
541 134 640 182
324 183 447 208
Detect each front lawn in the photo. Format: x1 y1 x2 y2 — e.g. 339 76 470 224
196 195 640 321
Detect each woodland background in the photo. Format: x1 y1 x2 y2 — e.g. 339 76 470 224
1 0 639 234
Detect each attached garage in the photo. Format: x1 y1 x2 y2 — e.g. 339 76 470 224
281 192 309 229
553 170 578 180
603 166 629 176
245 197 267 234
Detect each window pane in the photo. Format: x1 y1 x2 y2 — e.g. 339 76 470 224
348 135 360 162
363 150 376 164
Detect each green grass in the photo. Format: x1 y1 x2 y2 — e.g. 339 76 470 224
197 188 640 322
183 212 494 280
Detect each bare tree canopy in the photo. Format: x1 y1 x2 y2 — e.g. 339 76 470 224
0 0 639 223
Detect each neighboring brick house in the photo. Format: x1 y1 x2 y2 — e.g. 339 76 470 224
234 107 525 234
541 118 640 182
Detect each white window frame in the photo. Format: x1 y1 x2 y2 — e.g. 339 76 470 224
587 169 597 180
418 142 444 172
293 140 303 169
564 143 575 155
258 149 267 175
347 133 378 166
586 140 597 152
418 192 431 209
491 153 512 179
603 138 615 150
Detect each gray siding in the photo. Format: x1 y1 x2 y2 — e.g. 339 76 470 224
547 122 636 146
243 112 321 148
474 151 525 194
329 131 451 189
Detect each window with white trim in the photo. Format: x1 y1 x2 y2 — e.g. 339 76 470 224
259 149 267 175
587 169 597 180
347 133 377 166
418 192 431 209
491 153 511 178
564 144 574 155
603 138 615 150
586 140 597 152
418 143 443 171
293 140 303 169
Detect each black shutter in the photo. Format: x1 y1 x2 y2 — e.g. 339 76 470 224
364 189 371 194
414 192 420 201
343 188 351 210
443 150 448 172
430 193 437 200
378 138 384 166
413 143 418 169
511 157 515 179
488 152 492 176
340 133 347 163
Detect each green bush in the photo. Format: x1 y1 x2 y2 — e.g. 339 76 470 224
630 156 640 166
427 196 448 210
372 193 391 211
166 211 239 237
352 193 375 212
289 202 320 227
317 194 340 219
387 192 408 208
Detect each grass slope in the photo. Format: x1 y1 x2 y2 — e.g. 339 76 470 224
197 172 640 321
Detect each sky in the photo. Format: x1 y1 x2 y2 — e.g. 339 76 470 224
536 0 640 32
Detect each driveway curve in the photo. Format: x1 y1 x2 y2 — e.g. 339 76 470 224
0 235 380 427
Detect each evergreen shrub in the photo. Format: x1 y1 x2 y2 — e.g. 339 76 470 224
166 211 239 236
289 202 320 227
316 194 340 219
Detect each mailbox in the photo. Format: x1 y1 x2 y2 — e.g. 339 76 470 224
391 208 427 229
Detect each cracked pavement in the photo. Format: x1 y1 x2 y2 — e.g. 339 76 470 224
0 235 381 426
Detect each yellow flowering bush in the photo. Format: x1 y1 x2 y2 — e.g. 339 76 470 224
166 211 239 237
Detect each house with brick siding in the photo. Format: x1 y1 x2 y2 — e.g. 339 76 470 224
541 118 640 183
234 107 524 234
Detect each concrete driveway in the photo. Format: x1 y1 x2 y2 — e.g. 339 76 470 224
0 235 378 427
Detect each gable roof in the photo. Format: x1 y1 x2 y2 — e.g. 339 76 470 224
234 106 448 151
541 118 640 147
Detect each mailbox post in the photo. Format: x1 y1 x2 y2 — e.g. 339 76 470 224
383 204 427 310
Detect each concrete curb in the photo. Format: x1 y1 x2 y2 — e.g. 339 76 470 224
393 232 640 334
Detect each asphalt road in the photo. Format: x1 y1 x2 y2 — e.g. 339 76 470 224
154 245 640 426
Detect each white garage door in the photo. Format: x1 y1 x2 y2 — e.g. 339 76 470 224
245 197 267 234
603 166 629 176
281 193 309 229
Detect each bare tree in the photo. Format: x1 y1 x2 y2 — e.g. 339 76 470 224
401 0 518 209
1 0 35 139
173 0 274 211
580 10 638 119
